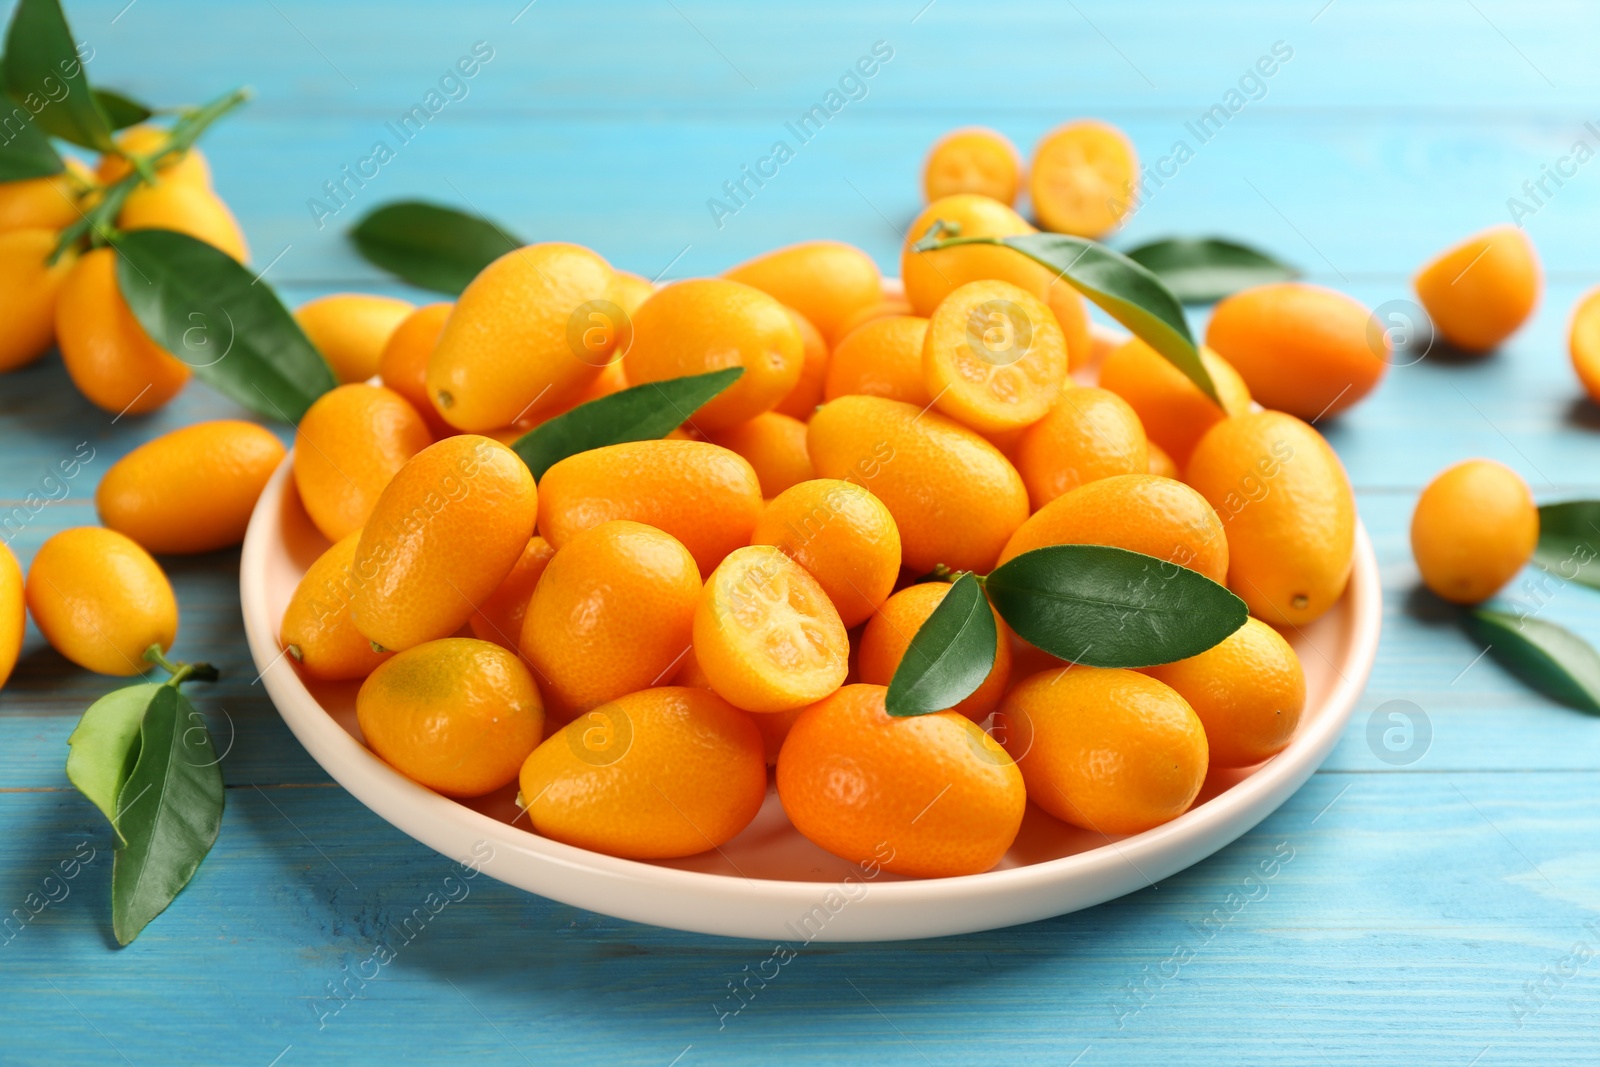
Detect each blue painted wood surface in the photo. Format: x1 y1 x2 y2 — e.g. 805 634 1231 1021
5 1 1600 1062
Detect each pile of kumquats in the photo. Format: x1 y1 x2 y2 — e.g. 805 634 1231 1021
3 22 1591 942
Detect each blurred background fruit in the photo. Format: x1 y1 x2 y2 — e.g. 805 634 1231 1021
0 544 22 690
118 180 250 262
0 160 90 232
1414 224 1540 353
922 126 1021 205
0 229 75 373
1028 120 1138 238
96 420 285 554
724 240 882 345
1568 286 1600 404
1411 459 1537 604
1204 282 1387 420
54 247 190 414
96 124 212 187
295 293 415 384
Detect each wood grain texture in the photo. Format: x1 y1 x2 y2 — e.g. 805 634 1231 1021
4 0 1600 1063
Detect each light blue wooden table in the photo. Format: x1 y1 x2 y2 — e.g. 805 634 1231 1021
6 1 1600 1062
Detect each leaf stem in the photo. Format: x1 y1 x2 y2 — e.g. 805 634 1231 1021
49 86 252 265
912 233 1005 255
142 645 219 686
165 86 252 159
909 220 974 253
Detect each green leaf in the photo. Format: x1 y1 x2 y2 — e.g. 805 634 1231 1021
985 544 1247 667
512 368 744 480
885 573 997 717
1462 609 1600 715
349 201 522 294
93 88 153 130
114 229 338 424
66 683 162 846
0 47 68 180
920 231 1214 402
3 0 113 150
112 686 223 945
1533 501 1600 591
1123 237 1298 304
0 101 64 179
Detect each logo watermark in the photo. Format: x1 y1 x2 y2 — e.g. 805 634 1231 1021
1507 122 1600 228
964 298 1033 367
1111 41 1295 223
309 840 494 1029
307 41 496 230
1366 298 1435 367
707 40 894 230
0 40 96 149
1510 918 1600 1028
711 841 896 1029
1108 840 1295 1028
566 703 634 767
1 841 98 949
1 442 95 545
1366 700 1431 766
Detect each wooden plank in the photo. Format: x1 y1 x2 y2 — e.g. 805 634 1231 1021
150 111 1600 285
2 771 1598 1064
5 278 1597 506
58 0 1600 113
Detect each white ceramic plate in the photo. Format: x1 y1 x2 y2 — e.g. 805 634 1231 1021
240 340 1382 943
